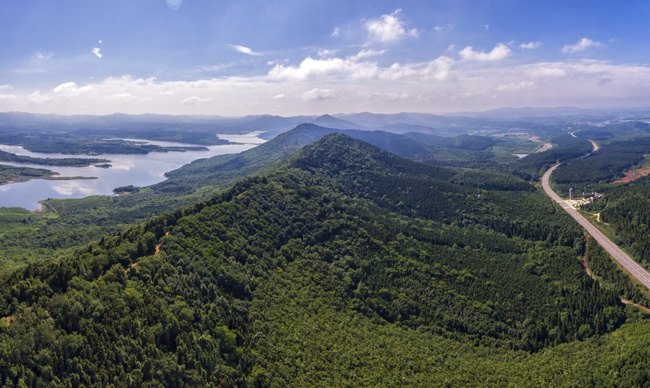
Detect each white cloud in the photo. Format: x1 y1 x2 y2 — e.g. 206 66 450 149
433 23 455 32
273 93 286 99
11 52 53 74
350 49 386 60
166 0 183 11
520 41 542 49
459 44 511 61
0 85 12 90
494 81 534 91
27 91 52 103
92 47 102 58
268 56 375 80
382 56 454 81
0 94 17 101
106 93 137 101
365 9 418 43
371 92 410 101
302 88 336 100
53 82 93 96
12 68 46 74
181 96 212 105
34 51 53 61
317 49 337 58
53 82 77 93
485 24 490 30
526 64 567 77
561 38 602 54
331 27 340 37
230 44 261 56
268 53 453 82
199 63 234 72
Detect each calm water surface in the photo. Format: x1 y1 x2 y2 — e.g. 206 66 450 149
0 133 265 210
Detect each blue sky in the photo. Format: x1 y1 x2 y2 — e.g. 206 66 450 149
1 0 650 116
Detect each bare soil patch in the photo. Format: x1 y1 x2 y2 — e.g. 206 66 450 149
3 315 16 327
535 143 552 153
612 166 650 184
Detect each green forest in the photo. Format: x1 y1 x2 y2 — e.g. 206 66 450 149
553 136 650 189
1 133 650 387
549 128 650 275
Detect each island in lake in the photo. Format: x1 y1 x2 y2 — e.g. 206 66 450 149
0 164 98 185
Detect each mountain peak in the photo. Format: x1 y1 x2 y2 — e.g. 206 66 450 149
287 132 452 181
310 114 361 129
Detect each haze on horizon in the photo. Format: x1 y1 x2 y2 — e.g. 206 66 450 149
1 0 650 117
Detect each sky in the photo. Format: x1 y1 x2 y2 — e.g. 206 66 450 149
1 0 650 116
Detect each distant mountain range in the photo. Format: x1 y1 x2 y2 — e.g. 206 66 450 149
444 106 593 118
0 107 642 139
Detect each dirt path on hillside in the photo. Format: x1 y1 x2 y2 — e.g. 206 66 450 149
154 232 170 256
621 299 650 312
580 236 599 282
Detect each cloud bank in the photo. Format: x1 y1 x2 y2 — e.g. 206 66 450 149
3 9 650 116
5 56 648 117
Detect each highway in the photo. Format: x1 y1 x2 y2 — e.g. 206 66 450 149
541 164 650 290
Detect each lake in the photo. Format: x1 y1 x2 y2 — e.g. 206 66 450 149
0 133 265 210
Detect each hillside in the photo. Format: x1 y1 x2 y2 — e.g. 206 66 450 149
1 123 512 268
2 134 648 387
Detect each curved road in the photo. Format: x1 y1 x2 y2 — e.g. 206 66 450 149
542 164 650 290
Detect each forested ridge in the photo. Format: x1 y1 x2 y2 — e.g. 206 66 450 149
553 136 650 189
0 124 517 267
593 183 650 268
2 134 649 387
